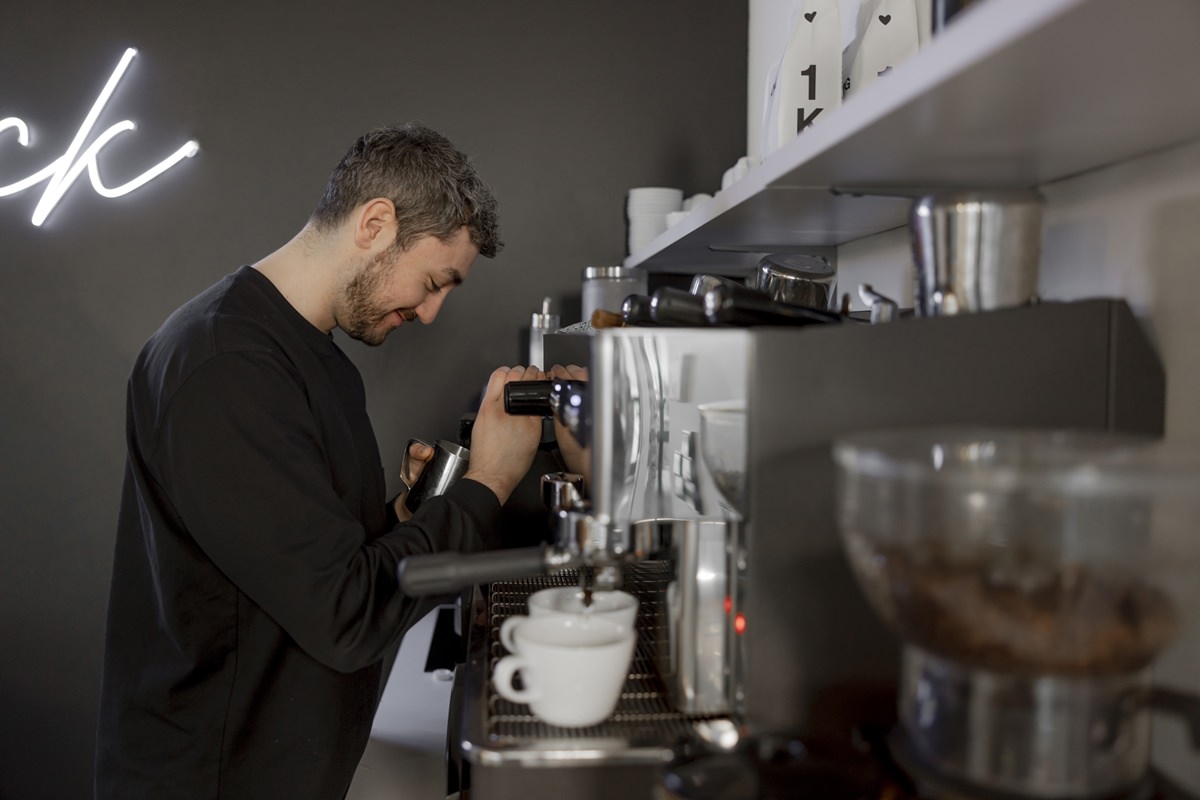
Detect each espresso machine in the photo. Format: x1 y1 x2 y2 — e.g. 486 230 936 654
398 295 1193 799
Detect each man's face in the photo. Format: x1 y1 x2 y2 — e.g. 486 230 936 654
336 226 478 346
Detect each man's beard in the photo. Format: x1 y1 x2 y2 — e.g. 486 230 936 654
337 249 411 346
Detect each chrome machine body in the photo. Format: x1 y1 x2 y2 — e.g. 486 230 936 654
453 299 1165 799
588 329 751 716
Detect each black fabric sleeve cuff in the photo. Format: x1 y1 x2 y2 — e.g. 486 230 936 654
395 477 503 558
438 478 502 549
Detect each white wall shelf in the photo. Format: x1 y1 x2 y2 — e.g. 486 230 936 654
627 0 1200 273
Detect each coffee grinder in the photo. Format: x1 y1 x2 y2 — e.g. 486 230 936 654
834 428 1200 799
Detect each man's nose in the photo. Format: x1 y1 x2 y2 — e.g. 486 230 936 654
416 292 447 324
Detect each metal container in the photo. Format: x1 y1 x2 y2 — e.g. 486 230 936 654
528 297 559 368
755 254 837 311
582 266 647 323
910 189 1043 317
402 438 470 511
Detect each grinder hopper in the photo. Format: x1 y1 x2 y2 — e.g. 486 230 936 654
834 427 1200 798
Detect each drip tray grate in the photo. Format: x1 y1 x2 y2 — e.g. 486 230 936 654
484 562 726 746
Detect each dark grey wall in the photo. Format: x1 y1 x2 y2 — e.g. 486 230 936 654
0 2 745 797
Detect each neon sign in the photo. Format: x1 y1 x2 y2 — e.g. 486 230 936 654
0 47 199 227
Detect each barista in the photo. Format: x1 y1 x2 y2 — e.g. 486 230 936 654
95 122 544 800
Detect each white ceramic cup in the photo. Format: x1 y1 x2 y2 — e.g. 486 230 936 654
493 615 635 727
521 587 639 634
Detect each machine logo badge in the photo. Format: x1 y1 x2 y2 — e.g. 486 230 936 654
0 47 199 227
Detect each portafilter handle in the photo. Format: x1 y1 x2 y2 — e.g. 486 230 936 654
702 283 842 327
396 545 577 596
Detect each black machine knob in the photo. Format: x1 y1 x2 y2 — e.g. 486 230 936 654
503 379 589 416
503 379 590 447
503 380 561 416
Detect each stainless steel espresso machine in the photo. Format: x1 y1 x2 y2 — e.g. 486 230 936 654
399 297 1185 799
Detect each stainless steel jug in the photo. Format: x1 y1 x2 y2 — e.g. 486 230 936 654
910 189 1043 317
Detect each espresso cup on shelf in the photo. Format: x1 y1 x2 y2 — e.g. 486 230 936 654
493 615 635 728
626 187 683 254
665 210 689 228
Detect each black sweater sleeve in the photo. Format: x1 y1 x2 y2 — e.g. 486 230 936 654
147 350 499 673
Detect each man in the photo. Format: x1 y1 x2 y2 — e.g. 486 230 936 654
95 122 544 799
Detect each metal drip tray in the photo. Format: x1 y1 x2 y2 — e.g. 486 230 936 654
460 562 730 767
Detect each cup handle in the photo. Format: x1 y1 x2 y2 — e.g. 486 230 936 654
499 616 524 653
493 655 539 704
400 438 431 489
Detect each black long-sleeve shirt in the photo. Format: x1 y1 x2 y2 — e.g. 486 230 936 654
96 266 499 800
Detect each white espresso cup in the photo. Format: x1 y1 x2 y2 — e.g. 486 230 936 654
493 615 635 728
524 587 639 632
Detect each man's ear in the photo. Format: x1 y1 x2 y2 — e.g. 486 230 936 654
353 198 396 250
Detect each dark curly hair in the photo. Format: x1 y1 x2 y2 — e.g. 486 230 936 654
310 122 501 258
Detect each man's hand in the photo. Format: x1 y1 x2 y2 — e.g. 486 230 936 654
400 440 436 488
463 365 546 505
392 439 436 522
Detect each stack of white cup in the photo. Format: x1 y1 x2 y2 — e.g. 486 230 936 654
626 187 683 255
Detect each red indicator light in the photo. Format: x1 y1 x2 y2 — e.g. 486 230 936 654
734 613 747 635
724 595 732 615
